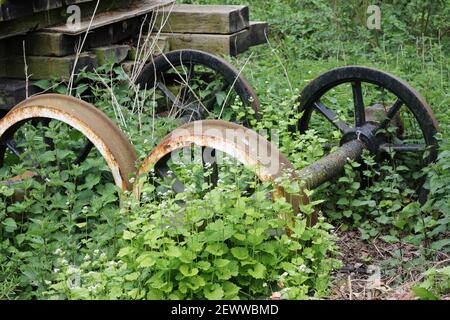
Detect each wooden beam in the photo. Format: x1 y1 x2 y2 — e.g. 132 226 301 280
0 78 41 111
248 21 269 46
127 34 170 61
0 1 33 21
8 16 144 57
0 0 133 40
43 0 174 35
161 29 250 57
156 4 249 34
3 53 97 80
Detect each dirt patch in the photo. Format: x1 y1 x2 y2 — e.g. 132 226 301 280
327 230 450 300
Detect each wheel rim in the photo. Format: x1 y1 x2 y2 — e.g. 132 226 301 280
297 66 439 164
0 94 137 192
135 49 261 123
134 120 309 226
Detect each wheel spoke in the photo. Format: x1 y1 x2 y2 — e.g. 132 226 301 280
380 143 425 153
352 81 365 126
156 81 178 105
4 138 24 158
314 101 351 133
377 98 404 130
75 141 94 165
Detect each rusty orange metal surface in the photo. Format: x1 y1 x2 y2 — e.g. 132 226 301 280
134 119 310 224
0 94 138 191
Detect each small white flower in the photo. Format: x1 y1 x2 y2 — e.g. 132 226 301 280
67 265 79 275
54 268 60 273
297 265 307 272
281 272 288 277
262 283 268 288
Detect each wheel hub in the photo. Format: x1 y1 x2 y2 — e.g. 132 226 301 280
340 123 381 155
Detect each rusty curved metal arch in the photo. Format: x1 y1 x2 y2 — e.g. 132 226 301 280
134 119 309 224
0 94 138 191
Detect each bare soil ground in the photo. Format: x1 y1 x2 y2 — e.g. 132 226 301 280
327 230 450 300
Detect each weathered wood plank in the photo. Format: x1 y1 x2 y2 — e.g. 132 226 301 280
93 44 130 65
156 4 249 34
248 21 269 46
44 0 174 35
0 0 70 21
32 0 64 13
0 78 41 111
127 34 170 61
161 29 250 57
64 0 95 4
3 53 97 80
0 0 131 40
0 1 33 21
8 16 143 57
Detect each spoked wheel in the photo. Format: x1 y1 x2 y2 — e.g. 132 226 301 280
134 120 311 227
135 49 261 124
0 94 137 193
296 66 439 195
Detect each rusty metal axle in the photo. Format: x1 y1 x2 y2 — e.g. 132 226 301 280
297 140 365 190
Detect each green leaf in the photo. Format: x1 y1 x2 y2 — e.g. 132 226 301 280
117 246 134 257
231 247 249 260
34 79 51 89
2 218 17 232
223 281 240 299
166 245 182 258
412 287 439 300
215 91 227 107
206 243 228 256
180 265 199 277
123 230 136 240
431 239 450 251
204 284 224 300
124 272 140 281
248 263 266 279
381 235 399 243
214 259 230 268
137 252 156 268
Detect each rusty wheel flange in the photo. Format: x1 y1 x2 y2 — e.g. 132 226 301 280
0 94 137 192
134 120 310 225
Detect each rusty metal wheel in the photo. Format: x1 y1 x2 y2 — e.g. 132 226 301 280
297 66 439 163
0 94 137 192
294 66 439 200
135 49 261 124
134 120 309 225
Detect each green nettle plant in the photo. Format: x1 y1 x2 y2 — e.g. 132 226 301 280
40 176 341 300
1 0 449 300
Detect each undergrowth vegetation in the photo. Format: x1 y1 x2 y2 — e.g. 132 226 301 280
0 0 449 299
